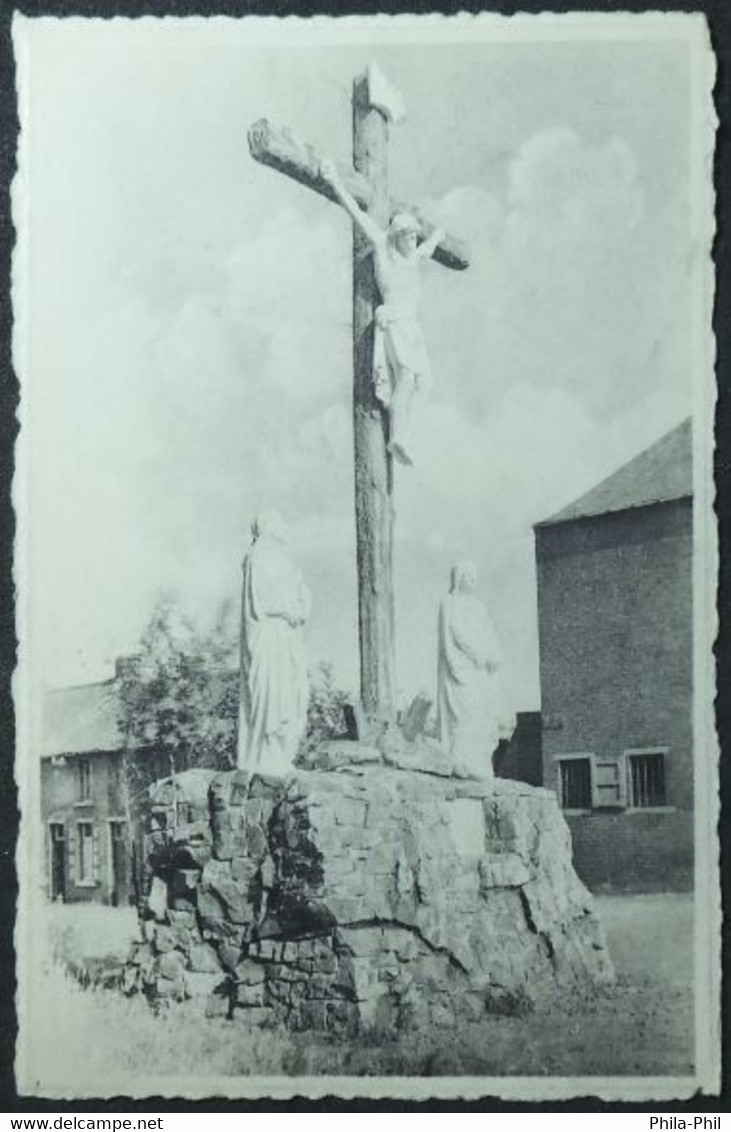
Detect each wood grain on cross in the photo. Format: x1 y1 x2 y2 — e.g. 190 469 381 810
248 64 469 729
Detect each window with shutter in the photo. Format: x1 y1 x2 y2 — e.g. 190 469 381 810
592 756 625 809
77 822 95 885
67 828 77 885
92 826 101 884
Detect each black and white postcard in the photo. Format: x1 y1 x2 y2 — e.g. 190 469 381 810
12 12 719 1100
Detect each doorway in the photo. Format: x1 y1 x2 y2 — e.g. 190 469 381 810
49 823 66 901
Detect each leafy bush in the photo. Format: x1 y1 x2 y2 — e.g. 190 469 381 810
303 662 348 751
118 596 239 779
118 597 349 781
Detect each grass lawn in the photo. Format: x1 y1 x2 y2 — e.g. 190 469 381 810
22 892 694 1091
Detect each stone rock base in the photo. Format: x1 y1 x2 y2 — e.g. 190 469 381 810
125 751 613 1035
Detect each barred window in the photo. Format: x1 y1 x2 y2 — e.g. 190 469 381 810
628 751 666 808
558 757 592 810
77 822 94 883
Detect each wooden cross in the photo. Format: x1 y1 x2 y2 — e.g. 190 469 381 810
248 64 469 730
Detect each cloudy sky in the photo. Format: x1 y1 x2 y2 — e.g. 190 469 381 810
16 15 705 720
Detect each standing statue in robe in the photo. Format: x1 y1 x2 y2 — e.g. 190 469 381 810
238 512 311 775
436 560 501 779
320 159 445 467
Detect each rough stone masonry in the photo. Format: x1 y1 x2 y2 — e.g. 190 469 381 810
125 741 613 1035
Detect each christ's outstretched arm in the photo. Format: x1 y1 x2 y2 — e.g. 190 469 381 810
416 223 446 261
320 159 385 248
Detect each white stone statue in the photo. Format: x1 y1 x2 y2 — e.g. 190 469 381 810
238 512 311 775
320 159 444 467
436 560 501 779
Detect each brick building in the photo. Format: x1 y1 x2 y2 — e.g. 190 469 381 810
533 419 693 891
40 659 238 904
41 677 138 905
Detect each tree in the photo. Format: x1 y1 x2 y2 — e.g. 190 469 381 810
118 595 238 783
118 597 349 782
118 596 239 913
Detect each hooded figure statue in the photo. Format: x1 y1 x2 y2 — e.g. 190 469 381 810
237 511 311 775
436 559 501 778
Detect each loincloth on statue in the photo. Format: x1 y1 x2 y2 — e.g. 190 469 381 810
373 304 431 408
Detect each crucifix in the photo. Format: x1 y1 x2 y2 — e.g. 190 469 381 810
248 64 469 731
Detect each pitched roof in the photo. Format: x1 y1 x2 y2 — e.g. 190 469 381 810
537 418 692 527
41 667 239 760
42 680 124 758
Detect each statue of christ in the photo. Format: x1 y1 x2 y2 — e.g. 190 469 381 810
320 159 444 466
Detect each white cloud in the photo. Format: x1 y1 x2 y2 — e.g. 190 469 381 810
25 56 694 725
224 208 351 403
507 128 643 226
422 127 691 429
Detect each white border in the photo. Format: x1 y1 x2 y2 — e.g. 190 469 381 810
12 9 719 1101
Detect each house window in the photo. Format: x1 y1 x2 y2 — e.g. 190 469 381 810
628 751 667 808
557 757 592 810
110 820 126 842
77 757 92 802
77 822 94 883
